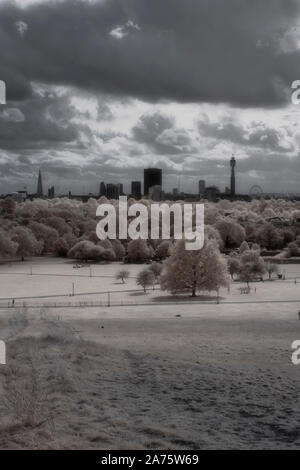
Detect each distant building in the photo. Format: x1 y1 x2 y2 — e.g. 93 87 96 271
99 182 107 197
172 188 179 197
131 181 142 199
117 183 124 196
106 183 120 199
199 180 206 196
11 191 27 203
205 186 220 202
144 168 162 196
37 169 43 197
149 185 163 201
67 191 95 203
48 186 55 199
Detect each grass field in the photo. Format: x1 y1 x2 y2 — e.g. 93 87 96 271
0 258 300 449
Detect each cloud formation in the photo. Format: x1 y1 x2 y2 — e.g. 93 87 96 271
0 0 300 105
0 0 300 195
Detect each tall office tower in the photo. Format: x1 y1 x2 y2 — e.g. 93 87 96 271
199 180 206 196
99 182 107 197
131 181 141 199
230 156 236 197
106 184 119 199
117 183 124 196
144 168 162 196
37 169 43 197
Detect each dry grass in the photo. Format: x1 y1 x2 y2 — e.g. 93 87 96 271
1 304 300 450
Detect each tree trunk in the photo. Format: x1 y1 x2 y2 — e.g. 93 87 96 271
192 264 197 297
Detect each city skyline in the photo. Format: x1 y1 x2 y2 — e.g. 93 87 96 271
1 0 300 195
6 158 298 201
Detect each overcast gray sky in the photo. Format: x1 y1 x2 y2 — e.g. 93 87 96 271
0 0 300 195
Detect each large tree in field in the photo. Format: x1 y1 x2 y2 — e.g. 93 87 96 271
239 250 266 287
161 239 230 297
115 269 130 284
137 269 155 293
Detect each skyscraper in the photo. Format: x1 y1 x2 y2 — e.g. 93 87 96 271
106 184 119 199
37 169 43 197
117 183 124 196
144 168 162 196
99 182 107 197
199 180 206 196
230 156 236 197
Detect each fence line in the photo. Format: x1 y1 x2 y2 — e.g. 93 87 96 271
0 298 300 310
0 287 161 303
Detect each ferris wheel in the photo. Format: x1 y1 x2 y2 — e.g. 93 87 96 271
249 184 263 197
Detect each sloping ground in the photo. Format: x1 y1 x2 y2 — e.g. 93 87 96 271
0 305 299 449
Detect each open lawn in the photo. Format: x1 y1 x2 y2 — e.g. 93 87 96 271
0 258 300 449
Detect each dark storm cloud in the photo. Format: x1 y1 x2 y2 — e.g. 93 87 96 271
198 116 295 153
0 91 78 150
132 112 196 154
1 0 300 106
